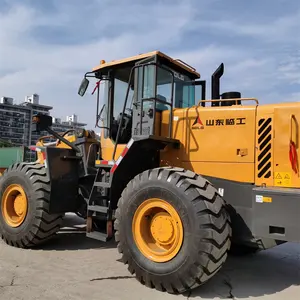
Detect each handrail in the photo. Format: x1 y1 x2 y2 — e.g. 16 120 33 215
37 130 76 146
37 134 58 146
197 97 259 106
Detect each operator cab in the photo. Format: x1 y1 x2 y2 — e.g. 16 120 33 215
78 51 205 146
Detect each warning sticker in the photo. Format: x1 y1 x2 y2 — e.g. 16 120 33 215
263 197 272 203
256 195 272 203
274 172 292 187
256 195 263 203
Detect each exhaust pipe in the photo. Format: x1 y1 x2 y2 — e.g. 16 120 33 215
211 63 224 106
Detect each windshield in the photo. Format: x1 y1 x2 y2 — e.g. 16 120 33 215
97 68 134 140
114 77 134 120
97 80 109 128
158 65 195 108
137 64 196 110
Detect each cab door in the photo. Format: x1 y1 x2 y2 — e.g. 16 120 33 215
101 56 156 161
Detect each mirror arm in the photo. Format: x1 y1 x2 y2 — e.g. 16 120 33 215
84 71 97 78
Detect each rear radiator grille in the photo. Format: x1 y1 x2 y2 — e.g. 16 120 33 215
257 118 272 178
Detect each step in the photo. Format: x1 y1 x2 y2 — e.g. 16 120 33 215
86 231 108 242
94 182 111 188
95 160 114 168
93 195 110 201
88 205 108 214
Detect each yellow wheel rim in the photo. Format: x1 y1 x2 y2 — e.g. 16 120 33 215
132 198 183 263
1 184 28 227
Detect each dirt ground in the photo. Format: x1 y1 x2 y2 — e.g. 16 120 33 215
0 213 300 300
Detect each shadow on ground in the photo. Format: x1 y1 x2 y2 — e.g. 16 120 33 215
33 213 117 251
30 214 300 298
185 243 300 299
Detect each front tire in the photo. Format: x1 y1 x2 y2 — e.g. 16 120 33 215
0 162 64 248
115 167 231 293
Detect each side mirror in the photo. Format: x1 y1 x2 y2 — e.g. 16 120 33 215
78 77 89 96
32 113 53 133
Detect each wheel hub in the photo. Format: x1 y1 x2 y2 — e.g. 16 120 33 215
132 198 184 263
14 194 27 216
1 184 28 227
150 212 175 245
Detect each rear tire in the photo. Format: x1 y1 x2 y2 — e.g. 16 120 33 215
0 162 64 248
115 167 232 294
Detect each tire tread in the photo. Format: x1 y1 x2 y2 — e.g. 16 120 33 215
0 162 63 248
115 166 232 294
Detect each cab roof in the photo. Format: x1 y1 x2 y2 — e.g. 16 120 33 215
92 50 200 79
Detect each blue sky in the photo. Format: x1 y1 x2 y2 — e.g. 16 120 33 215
0 0 300 128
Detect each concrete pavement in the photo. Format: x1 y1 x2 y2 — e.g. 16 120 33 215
0 213 300 300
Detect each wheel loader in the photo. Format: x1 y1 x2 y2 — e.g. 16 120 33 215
0 50 300 294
